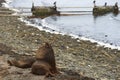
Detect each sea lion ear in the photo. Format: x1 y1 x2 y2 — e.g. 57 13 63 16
44 42 50 48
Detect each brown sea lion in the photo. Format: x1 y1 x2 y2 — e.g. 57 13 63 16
36 42 58 74
31 60 54 77
7 57 36 68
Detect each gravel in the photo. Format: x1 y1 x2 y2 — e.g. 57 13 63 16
0 9 120 80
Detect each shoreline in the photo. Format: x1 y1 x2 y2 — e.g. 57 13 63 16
20 17 120 50
0 1 120 80
0 13 120 80
3 0 120 50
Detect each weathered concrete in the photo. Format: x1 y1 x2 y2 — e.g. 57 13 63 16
31 4 59 18
93 5 119 16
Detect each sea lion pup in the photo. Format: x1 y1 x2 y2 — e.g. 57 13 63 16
7 57 36 68
31 60 54 77
36 42 58 74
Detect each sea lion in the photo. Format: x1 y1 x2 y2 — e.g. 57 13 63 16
7 57 36 68
36 42 58 74
31 60 54 77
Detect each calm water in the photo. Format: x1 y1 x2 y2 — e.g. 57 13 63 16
42 14 120 46
8 0 120 47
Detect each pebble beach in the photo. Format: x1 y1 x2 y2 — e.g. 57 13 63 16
0 1 120 80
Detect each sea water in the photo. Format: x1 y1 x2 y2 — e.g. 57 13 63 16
7 0 120 48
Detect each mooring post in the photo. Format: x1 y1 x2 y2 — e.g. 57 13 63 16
113 2 119 15
115 2 118 7
104 2 107 7
53 1 57 11
93 0 96 7
31 2 35 12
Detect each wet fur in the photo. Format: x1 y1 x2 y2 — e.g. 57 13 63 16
7 42 58 76
36 43 58 74
8 57 36 68
31 60 54 77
